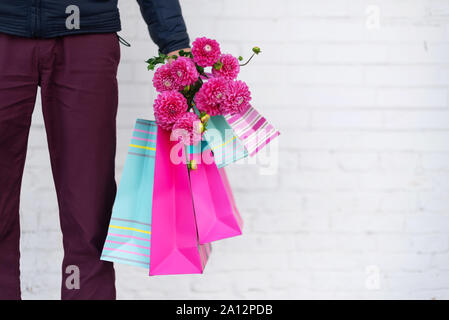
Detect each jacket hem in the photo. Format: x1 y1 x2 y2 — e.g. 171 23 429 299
41 25 122 38
0 14 30 37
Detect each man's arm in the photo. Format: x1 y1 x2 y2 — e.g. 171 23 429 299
136 0 190 54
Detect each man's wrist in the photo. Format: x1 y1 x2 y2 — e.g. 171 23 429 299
167 48 191 60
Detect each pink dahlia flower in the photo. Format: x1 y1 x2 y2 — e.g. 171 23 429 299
172 112 203 146
221 80 252 115
154 91 188 130
171 57 199 88
192 37 221 67
212 54 240 80
153 64 179 92
195 77 229 116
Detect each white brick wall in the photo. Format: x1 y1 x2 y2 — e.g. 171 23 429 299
19 0 449 299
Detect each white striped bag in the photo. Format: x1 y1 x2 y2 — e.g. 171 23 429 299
224 105 280 157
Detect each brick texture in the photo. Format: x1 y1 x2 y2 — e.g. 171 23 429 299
19 0 449 299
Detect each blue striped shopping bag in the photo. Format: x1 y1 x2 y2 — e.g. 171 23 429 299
203 115 248 168
101 119 157 268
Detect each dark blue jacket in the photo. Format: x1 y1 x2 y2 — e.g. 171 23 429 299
0 0 189 53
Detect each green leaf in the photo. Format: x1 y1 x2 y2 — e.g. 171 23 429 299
196 65 205 74
145 52 171 71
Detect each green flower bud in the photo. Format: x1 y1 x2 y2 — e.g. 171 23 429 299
252 47 261 54
213 61 223 70
200 114 210 124
188 160 198 170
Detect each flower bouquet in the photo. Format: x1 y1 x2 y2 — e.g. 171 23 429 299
101 37 279 276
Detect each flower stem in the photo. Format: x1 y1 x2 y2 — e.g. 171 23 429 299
239 53 256 67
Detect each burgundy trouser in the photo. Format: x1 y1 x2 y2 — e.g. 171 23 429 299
0 32 120 300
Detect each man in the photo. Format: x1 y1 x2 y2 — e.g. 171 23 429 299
0 0 190 300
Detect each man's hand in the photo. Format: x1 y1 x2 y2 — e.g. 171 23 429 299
167 48 191 62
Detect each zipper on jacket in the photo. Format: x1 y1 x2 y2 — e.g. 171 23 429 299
30 0 35 37
35 0 41 37
30 0 41 37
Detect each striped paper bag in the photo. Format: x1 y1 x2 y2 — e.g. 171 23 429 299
203 115 248 168
224 105 280 157
101 119 157 268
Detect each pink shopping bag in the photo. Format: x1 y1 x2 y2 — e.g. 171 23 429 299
218 167 241 221
149 128 211 276
187 142 243 244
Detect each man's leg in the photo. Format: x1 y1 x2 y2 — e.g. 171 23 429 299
39 33 120 300
0 33 39 300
